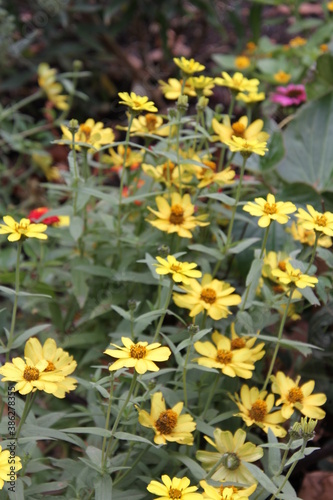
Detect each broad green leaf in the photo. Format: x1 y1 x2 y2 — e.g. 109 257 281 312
203 192 236 206
267 428 281 476
11 324 50 349
229 238 260 255
243 463 277 494
94 474 112 500
69 215 84 241
114 432 154 446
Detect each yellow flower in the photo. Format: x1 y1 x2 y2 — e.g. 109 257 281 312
289 36 307 48
197 165 235 189
200 481 257 500
173 274 241 321
61 119 115 152
243 193 296 227
273 70 291 84
320 44 329 52
0 216 47 242
37 63 69 110
32 152 61 181
174 56 205 75
188 76 215 96
0 357 65 396
236 91 265 103
214 72 259 93
147 475 202 500
231 384 287 437
196 428 263 484
212 115 269 144
118 92 157 112
230 323 265 363
0 445 22 490
142 162 192 189
235 56 251 70
138 392 196 445
193 330 255 379
295 205 333 237
104 337 171 374
24 338 77 399
103 145 143 171
127 113 169 136
246 41 257 52
154 255 202 284
288 221 332 248
328 1 333 12
271 262 318 289
271 371 327 420
224 136 268 157
159 78 197 100
262 251 291 284
147 192 209 239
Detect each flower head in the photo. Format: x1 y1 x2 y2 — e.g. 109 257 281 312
147 475 202 500
61 119 115 152
230 323 265 363
27 207 70 227
196 163 235 189
127 114 169 136
147 192 209 239
289 36 307 48
271 371 326 420
235 56 251 70
188 76 215 96
37 63 69 110
273 70 291 84
173 274 241 321
295 205 333 237
104 337 171 374
288 221 332 247
154 255 202 284
0 215 47 241
142 162 192 189
243 193 296 227
200 481 257 500
174 57 205 75
138 392 196 445
215 72 259 93
271 262 318 289
118 92 157 113
270 84 306 107
0 445 22 490
236 91 265 103
196 428 263 484
159 78 197 100
231 385 287 437
212 116 269 144
103 144 143 172
224 136 268 157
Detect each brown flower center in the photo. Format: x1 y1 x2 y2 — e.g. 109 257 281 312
200 287 216 304
315 214 327 227
169 488 182 499
45 361 56 372
16 221 29 231
171 263 182 272
130 344 147 359
169 204 185 225
216 349 233 364
23 366 40 381
231 338 246 349
162 161 175 180
231 121 246 137
249 399 267 422
264 202 277 215
155 409 178 434
278 261 287 271
287 387 303 403
79 124 92 138
145 113 158 131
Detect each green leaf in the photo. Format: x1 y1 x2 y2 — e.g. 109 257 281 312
243 463 277 494
94 474 112 500
267 428 281 476
316 53 333 85
171 453 207 481
229 238 260 255
188 244 222 260
11 324 50 349
203 192 236 206
248 333 322 356
114 432 153 445
0 286 52 299
260 130 284 170
69 215 84 241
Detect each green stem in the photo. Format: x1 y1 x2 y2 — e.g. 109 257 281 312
274 437 293 477
113 443 151 486
182 332 194 408
153 280 174 342
201 374 220 420
15 392 37 440
304 232 319 274
0 90 43 122
270 440 307 500
101 374 115 468
262 291 293 391
71 128 80 216
6 241 23 361
225 156 247 249
117 113 134 238
203 453 226 481
217 93 236 171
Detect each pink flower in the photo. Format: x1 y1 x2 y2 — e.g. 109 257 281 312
270 84 306 107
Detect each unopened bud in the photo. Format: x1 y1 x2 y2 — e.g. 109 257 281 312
127 299 137 312
67 119 79 134
196 96 209 111
157 245 170 258
176 94 189 113
188 324 199 335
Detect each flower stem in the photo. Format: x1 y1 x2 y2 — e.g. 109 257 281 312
15 392 37 440
113 443 151 486
101 374 115 468
217 93 236 171
117 112 134 238
203 453 226 481
6 241 23 361
0 90 43 122
201 373 220 420
270 440 307 500
183 331 194 408
305 232 319 274
153 280 174 342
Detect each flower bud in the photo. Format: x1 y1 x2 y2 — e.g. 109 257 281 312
157 245 170 258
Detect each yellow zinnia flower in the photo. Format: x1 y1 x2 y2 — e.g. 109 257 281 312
173 56 205 75
118 92 157 113
212 115 269 144
231 384 287 437
32 152 61 182
328 1 333 12
142 162 193 189
188 76 215 96
200 480 257 500
0 357 65 396
224 136 268 157
273 70 291 84
159 78 197 100
0 445 22 490
103 145 143 171
295 205 333 237
104 337 171 374
138 392 196 445
24 338 77 399
37 63 69 110
235 55 251 70
196 428 263 484
0 215 47 242
193 330 255 379
271 371 327 420
173 274 241 321
214 72 259 93
61 118 115 152
288 221 332 248
147 192 209 239
271 262 318 289
126 113 169 136
196 164 235 189
289 36 307 48
243 193 296 227
147 475 202 500
230 323 265 363
236 91 265 103
154 255 202 284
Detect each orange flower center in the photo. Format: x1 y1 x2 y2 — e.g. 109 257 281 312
130 344 147 359
278 261 287 271
155 409 178 434
287 387 303 403
315 215 327 227
264 202 277 215
231 121 246 137
171 263 182 273
249 399 267 422
162 161 176 180
23 366 40 381
203 160 216 172
45 361 56 372
220 485 238 495
145 113 158 131
200 287 216 304
79 124 92 138
216 349 233 364
169 204 185 225
169 488 182 499
16 220 30 232
231 338 246 349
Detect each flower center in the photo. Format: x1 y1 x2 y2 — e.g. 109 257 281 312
249 399 267 422
231 121 246 137
169 488 182 499
216 349 233 364
79 124 92 137
169 204 185 225
264 202 277 215
287 387 303 403
130 344 147 359
45 361 56 372
162 161 175 179
171 263 182 272
315 214 327 227
203 160 216 172
200 287 216 304
16 221 30 232
231 338 246 349
23 366 40 381
287 89 303 97
145 113 158 131
155 409 178 434
290 269 301 279
222 452 241 471
220 485 238 495
278 261 287 271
